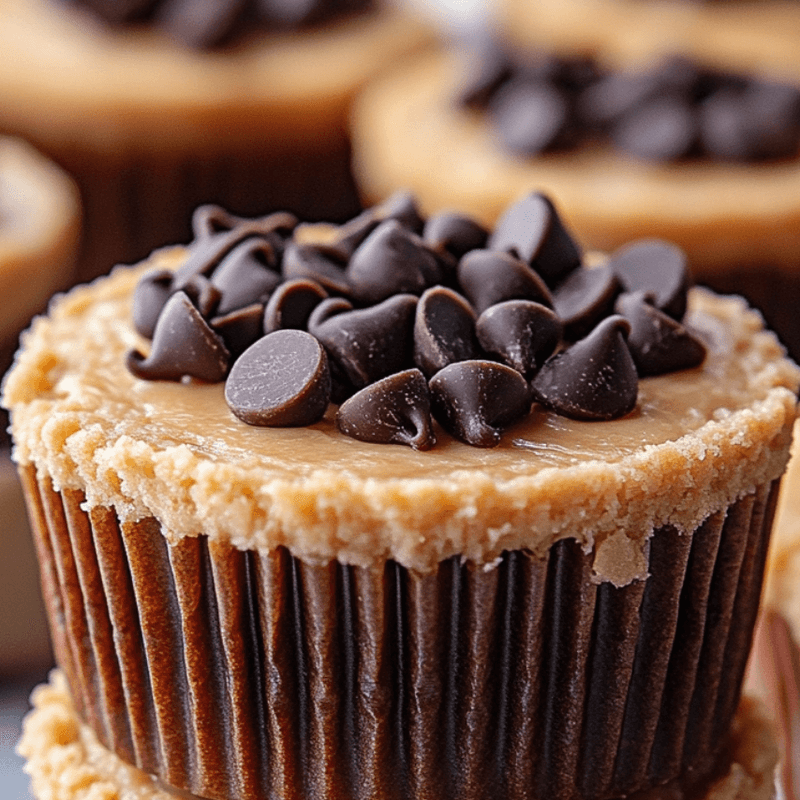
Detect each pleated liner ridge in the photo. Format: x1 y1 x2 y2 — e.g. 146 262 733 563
18 463 780 800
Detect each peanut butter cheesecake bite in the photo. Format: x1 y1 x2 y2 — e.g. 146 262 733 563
351 39 800 359
0 0 431 282
5 192 797 800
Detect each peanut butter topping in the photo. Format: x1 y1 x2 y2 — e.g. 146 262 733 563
3 247 798 583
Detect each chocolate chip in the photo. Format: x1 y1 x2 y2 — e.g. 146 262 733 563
488 193 581 287
314 294 418 390
132 269 173 339
531 316 637 420
346 220 441 305
307 297 354 336
374 189 426 234
611 95 697 161
552 264 621 340
211 237 281 315
615 292 706 376
127 292 230 382
182 274 222 319
414 286 478 378
211 304 265 359
336 369 436 450
608 239 691 320
423 212 488 260
475 300 561 379
429 360 532 447
457 42 512 110
225 329 331 426
281 241 350 296
263 279 328 334
155 0 245 48
458 249 553 315
489 79 571 156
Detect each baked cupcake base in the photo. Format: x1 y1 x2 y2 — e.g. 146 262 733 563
18 670 780 800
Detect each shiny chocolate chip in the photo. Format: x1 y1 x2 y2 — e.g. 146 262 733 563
307 297 354 337
615 292 706 376
578 70 665 128
374 189 426 234
488 193 581 287
132 269 173 339
263 279 328 334
282 241 350 296
531 316 637 420
611 95 697 161
475 300 561 379
414 286 478 378
609 239 691 320
314 294 418 390
211 237 281 315
552 264 621 340
127 292 230 382
225 329 331 426
336 369 436 450
458 249 553 315
429 360 532 447
423 211 488 260
489 80 571 156
182 274 222 319
211 303 265 359
346 220 441 305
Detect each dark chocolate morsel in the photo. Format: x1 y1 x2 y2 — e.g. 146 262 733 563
132 269 173 339
615 292 706 376
225 329 331 427
336 369 436 450
127 292 230 383
191 204 296 241
552 264 622 340
182 275 222 319
346 220 442 305
429 360 532 447
211 237 281 315
307 297 354 337
609 239 691 320
457 249 553 315
374 189 426 234
155 0 245 48
263 279 328 334
488 193 581 287
457 42 512 110
531 315 638 420
414 286 478 378
281 241 350 296
211 303 265 359
423 211 489 260
577 70 664 128
489 80 570 156
475 300 562 379
314 294 418 389
611 95 697 162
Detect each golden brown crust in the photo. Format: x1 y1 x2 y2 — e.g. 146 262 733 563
2 254 798 581
351 50 800 274
0 136 80 344
17 671 780 800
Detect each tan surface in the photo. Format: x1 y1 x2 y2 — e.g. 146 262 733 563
0 136 80 344
352 50 800 274
0 0 432 154
3 252 798 583
17 670 780 800
499 0 800 81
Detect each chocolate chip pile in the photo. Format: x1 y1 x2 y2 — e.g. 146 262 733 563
62 0 374 48
127 192 706 449
461 45 800 162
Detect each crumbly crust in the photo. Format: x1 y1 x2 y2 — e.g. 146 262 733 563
0 136 80 343
351 50 800 274
17 670 779 800
3 254 798 582
0 0 432 154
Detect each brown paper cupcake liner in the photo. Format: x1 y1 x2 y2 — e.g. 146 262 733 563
19 463 781 800
38 137 362 284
